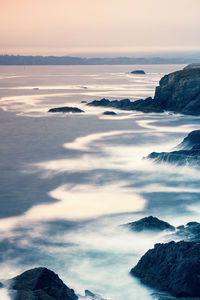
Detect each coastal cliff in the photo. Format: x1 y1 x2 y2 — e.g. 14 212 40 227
87 67 200 115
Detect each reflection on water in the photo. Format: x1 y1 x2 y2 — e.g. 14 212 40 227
0 64 200 299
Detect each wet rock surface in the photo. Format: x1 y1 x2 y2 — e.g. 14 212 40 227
147 130 200 166
131 241 200 298
11 267 78 300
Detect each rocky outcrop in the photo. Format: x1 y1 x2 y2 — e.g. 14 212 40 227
88 68 200 115
147 130 200 166
130 70 145 74
48 107 84 113
175 221 200 242
124 216 175 232
11 267 78 300
87 97 162 113
102 111 117 115
131 241 200 298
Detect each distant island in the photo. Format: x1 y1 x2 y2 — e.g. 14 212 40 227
0 55 200 65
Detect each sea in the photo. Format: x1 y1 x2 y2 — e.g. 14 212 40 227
0 64 200 299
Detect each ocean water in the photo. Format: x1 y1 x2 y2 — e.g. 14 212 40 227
0 64 200 299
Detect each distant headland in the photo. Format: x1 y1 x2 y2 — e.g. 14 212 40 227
0 55 200 65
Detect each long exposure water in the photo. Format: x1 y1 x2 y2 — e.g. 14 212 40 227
0 64 200 299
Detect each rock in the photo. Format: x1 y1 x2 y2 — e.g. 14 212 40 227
175 221 200 242
131 241 200 298
0 282 3 288
48 107 84 113
147 130 200 166
130 70 146 74
153 68 200 115
87 97 160 113
11 267 78 300
184 63 200 70
178 130 200 149
88 68 200 115
102 111 117 115
84 290 107 300
81 101 87 103
124 216 175 232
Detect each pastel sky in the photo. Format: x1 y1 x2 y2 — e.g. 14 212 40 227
0 0 200 56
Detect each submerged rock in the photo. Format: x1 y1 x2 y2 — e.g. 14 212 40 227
102 111 117 115
11 267 78 300
131 241 200 298
124 216 175 232
130 70 146 74
48 107 84 113
147 130 200 166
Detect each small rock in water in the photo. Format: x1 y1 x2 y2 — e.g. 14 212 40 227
124 216 175 232
102 111 117 115
130 70 146 74
48 106 84 113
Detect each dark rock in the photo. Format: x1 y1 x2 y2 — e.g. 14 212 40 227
178 130 200 149
124 216 175 232
87 97 160 113
102 111 117 115
87 68 200 115
11 267 78 300
175 222 200 242
131 241 200 298
153 68 200 115
48 107 84 113
84 290 107 300
184 63 200 70
0 282 3 288
81 101 87 103
147 130 200 166
130 70 146 74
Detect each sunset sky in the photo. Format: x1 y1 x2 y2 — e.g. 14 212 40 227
0 0 200 57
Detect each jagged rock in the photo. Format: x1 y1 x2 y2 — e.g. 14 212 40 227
130 70 146 74
124 216 175 232
131 241 200 298
178 130 200 149
153 68 200 115
175 221 200 242
87 97 161 113
102 111 117 115
48 107 84 113
11 267 78 300
147 130 200 166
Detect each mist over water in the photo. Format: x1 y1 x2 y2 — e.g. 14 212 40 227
0 64 200 299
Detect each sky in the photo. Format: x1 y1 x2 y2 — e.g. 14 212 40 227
0 0 200 57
